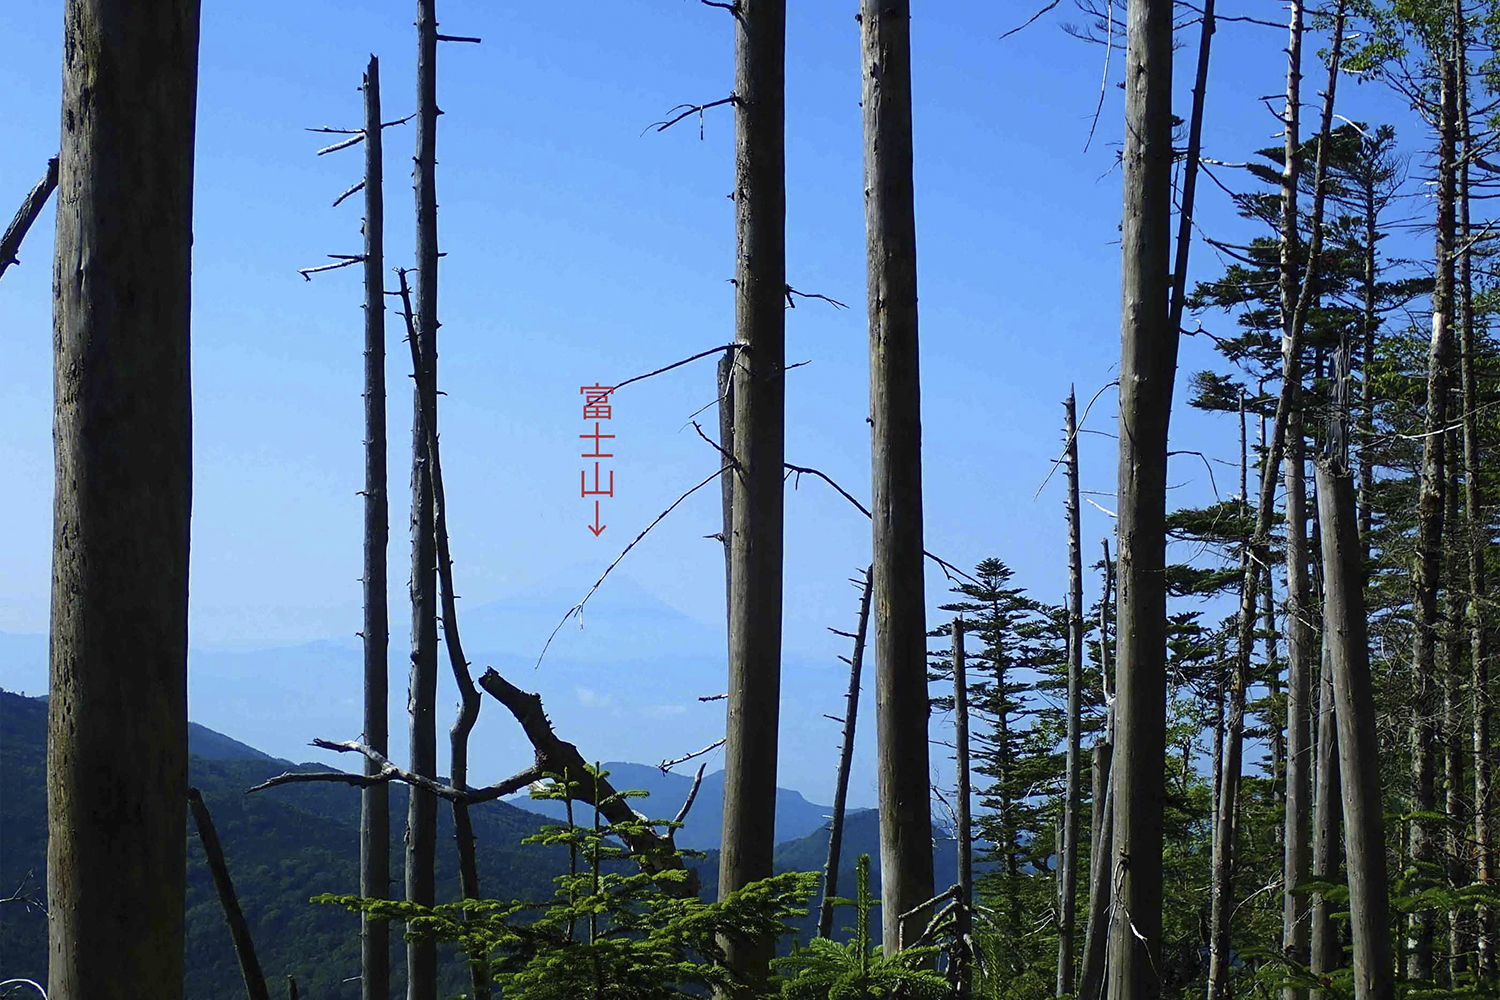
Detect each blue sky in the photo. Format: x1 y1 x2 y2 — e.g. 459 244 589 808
0 1 1426 806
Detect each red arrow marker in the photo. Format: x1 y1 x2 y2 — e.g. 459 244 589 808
588 500 606 537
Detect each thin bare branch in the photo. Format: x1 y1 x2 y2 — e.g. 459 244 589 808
660 740 726 774
0 156 58 280
298 255 367 281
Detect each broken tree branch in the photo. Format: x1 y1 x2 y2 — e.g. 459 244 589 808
188 789 271 1000
0 155 59 281
298 255 367 281
476 668 702 896
644 95 738 136
659 738 727 773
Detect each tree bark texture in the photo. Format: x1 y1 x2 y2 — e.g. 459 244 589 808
359 54 391 1000
860 0 936 955
1315 460 1395 1000
719 0 787 989
47 4 199 998
1058 390 1084 997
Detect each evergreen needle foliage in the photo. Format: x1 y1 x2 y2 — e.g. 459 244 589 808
316 766 819 999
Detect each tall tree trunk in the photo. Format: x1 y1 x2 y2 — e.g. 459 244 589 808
717 353 735 656
1458 26 1493 968
1058 390 1085 996
860 0 935 955
1310 627 1342 999
1444 423 1467 983
1278 1 1314 986
953 617 974 999
47 3 198 998
1315 459 1395 1000
1081 740 1114 1000
407 2 441 998
1108 0 1175 993
1357 157 1378 556
1214 6 1345 994
360 54 391 1000
1166 0 1215 336
1283 338 1314 1000
719 0 786 989
1408 34 1458 982
819 567 873 940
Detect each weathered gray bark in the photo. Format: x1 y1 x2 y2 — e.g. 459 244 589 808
717 353 735 653
1407 34 1457 981
1315 460 1394 1000
1166 0 1215 337
407 3 441 998
0 156 58 281
359 55 391 1000
1310 634 1342 997
953 617 974 999
1444 424 1467 983
1058 390 1084 997
47 3 199 998
1282 356 1314 1000
719 0 786 989
1456 22 1492 974
1108 0 1175 993
188 790 270 1000
818 567 873 940
393 270 486 998
1214 8 1345 993
860 0 935 955
1080 739 1114 1000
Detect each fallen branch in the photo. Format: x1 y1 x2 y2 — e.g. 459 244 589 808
248 741 542 804
477 668 702 895
0 156 59 281
188 789 271 1000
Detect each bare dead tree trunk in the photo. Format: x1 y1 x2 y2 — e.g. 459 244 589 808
0 156 58 281
1081 739 1114 1000
392 269 487 998
1166 0 1215 337
1444 422 1468 984
406 4 441 999
953 616 974 999
1357 164 1378 556
1315 459 1395 1000
1310 631 1343 998
1454 17 1492 974
719 0 786 989
359 55 391 1000
819 566 873 940
1283 335 1314 1000
188 790 270 1000
1108 0 1175 993
1408 32 1458 981
860 0 935 955
1058 390 1084 997
1214 7 1346 994
717 353 735 654
47 4 198 998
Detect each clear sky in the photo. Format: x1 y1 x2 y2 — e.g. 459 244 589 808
0 1 1425 806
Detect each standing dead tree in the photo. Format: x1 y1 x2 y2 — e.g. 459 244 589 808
359 57 391 1000
818 567 875 940
1315 455 1394 1000
1407 9 1458 979
0 156 58 282
1109 0 1175 994
395 270 487 998
952 616 975 999
1079 540 1114 1000
47 4 199 1000
1057 389 1085 997
1211 7 1345 996
861 0 936 953
407 6 479 997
